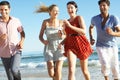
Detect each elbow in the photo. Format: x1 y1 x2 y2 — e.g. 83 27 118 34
39 35 43 42
21 31 25 38
81 30 86 35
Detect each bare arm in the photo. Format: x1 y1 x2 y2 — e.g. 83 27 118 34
60 20 66 39
89 25 95 45
39 20 48 45
64 16 86 35
106 26 120 37
17 30 25 49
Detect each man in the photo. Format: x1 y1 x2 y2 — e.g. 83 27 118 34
0 1 25 80
89 0 120 80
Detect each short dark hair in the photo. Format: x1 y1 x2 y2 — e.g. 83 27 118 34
98 0 110 6
0 1 10 8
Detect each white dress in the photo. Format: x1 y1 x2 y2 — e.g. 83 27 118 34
43 26 65 61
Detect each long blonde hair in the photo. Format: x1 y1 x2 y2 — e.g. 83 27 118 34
35 4 57 13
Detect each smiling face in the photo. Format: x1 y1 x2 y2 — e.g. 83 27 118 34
99 2 109 15
49 6 59 19
67 4 77 17
0 5 10 18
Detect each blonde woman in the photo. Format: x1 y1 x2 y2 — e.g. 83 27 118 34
36 4 65 80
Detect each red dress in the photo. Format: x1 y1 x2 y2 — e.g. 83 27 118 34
64 16 93 60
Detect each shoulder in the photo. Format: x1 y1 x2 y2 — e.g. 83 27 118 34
42 19 50 25
110 15 119 20
76 15 83 19
10 16 22 25
59 19 63 22
76 15 84 22
58 19 64 28
92 14 100 19
91 14 101 22
109 15 120 26
43 19 49 22
59 19 63 24
10 16 20 21
10 16 17 19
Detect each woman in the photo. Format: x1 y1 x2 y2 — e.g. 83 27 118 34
62 1 93 80
36 4 65 80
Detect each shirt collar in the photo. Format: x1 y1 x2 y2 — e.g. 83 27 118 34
0 16 12 22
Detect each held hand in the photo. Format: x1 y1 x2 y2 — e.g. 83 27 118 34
63 20 71 27
58 30 62 38
106 27 114 35
58 43 62 49
16 41 23 49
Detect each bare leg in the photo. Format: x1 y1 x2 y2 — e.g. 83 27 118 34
47 61 55 79
53 61 56 80
67 50 77 80
80 59 90 80
54 60 64 80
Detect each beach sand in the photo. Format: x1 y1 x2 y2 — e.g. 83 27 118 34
0 66 114 80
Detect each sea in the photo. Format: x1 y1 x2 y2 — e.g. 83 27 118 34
0 50 120 71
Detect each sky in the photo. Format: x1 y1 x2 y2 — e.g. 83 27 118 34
3 0 120 52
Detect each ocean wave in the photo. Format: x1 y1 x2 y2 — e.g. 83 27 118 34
20 62 47 68
0 59 120 69
0 51 120 69
88 60 101 67
21 55 43 59
20 60 101 69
